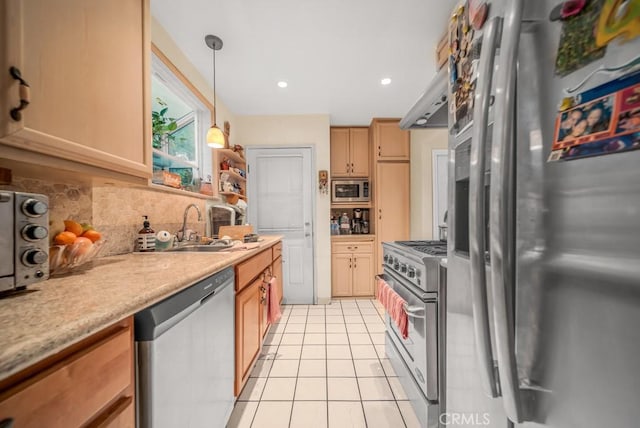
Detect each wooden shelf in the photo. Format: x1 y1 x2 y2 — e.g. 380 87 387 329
217 148 246 165
220 169 246 182
220 191 247 200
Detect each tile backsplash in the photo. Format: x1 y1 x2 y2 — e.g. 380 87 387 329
93 186 207 255
7 176 93 234
3 175 208 257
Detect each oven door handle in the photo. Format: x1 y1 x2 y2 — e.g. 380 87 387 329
468 16 502 399
403 304 426 319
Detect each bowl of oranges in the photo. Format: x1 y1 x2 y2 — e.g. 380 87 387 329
50 220 105 276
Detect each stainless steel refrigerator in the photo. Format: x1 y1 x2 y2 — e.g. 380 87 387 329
446 0 640 427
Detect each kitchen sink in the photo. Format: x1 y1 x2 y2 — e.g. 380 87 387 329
166 244 232 252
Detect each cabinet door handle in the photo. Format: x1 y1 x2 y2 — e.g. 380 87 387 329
349 257 352 269
353 257 357 269
9 67 30 121
346 163 349 173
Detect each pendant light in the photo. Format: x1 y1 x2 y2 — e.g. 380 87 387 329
205 34 225 148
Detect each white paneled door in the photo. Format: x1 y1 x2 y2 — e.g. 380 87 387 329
246 147 315 304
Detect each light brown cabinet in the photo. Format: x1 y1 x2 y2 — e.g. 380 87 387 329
371 119 410 161
330 127 370 177
235 275 262 395
0 0 151 179
234 243 282 396
375 162 410 273
331 241 375 297
0 317 135 428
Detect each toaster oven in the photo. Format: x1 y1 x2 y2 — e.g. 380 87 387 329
0 191 50 292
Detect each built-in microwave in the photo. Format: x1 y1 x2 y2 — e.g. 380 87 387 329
331 179 370 203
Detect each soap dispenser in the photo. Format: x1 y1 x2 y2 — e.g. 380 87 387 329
137 215 156 252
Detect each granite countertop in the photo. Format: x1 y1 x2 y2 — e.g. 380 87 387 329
0 235 282 381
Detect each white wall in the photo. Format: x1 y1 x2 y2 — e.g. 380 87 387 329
410 128 449 239
235 115 332 304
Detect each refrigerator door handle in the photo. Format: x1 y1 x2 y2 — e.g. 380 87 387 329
468 16 502 399
489 0 525 423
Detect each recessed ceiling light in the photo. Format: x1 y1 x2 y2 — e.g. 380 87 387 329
381 78 392 85
277 81 288 88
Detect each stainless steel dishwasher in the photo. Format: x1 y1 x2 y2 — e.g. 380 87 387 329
135 266 234 428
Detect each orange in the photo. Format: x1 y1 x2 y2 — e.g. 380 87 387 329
64 220 83 236
73 236 93 256
54 231 77 245
81 229 102 243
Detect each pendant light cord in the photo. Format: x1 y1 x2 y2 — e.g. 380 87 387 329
212 46 217 127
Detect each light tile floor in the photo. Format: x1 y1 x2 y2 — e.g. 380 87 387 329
227 299 421 428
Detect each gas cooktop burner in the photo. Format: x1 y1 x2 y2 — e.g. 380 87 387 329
395 240 444 247
394 240 447 256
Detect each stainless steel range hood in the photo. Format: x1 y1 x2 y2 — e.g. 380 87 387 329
399 67 448 130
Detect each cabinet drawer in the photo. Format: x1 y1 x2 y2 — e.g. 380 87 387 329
0 322 133 428
332 242 374 254
236 248 272 291
272 242 282 260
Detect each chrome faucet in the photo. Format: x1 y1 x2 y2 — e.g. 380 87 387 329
177 203 202 242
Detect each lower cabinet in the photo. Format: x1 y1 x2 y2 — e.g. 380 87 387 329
234 242 283 396
331 241 375 297
235 276 262 395
0 317 135 428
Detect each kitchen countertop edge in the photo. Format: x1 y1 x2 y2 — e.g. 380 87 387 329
0 235 282 382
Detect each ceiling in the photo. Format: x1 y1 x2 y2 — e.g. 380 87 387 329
151 0 457 126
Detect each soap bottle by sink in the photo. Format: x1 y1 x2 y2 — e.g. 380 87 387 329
137 216 155 252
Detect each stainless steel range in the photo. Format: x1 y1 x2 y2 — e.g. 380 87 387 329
382 240 446 428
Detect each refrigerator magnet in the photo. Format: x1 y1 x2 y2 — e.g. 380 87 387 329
595 0 640 47
469 0 489 30
554 0 607 77
549 70 640 161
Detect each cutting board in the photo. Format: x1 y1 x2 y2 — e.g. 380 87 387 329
218 225 254 240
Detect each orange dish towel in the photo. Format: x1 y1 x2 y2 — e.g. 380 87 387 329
267 277 282 324
377 277 408 339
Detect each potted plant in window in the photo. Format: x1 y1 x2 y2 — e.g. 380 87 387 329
152 97 178 149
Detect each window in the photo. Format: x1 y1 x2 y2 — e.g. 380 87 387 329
151 46 214 193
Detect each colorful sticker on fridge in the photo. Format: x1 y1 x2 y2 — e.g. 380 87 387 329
595 0 640 46
449 1 476 133
549 70 640 161
555 0 607 76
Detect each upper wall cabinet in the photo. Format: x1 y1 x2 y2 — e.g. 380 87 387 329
371 119 410 161
330 127 369 177
0 0 151 179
